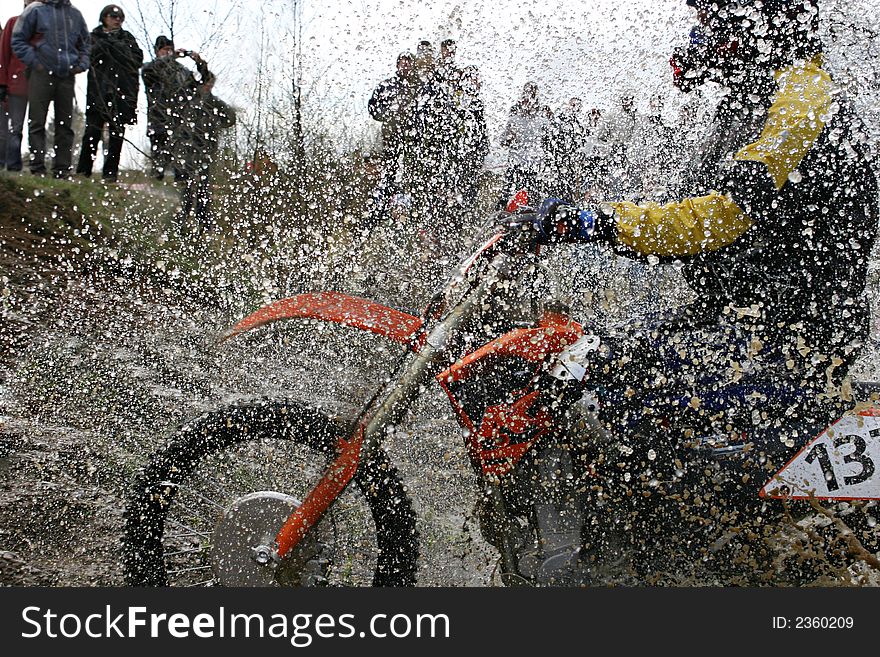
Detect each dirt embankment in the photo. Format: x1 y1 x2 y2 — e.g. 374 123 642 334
1 174 117 367
1 176 112 584
0 175 110 266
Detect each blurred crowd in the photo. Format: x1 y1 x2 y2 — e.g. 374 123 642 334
506 86 704 206
360 39 718 314
365 38 708 256
2 3 709 252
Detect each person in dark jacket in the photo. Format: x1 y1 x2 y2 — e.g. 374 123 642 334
368 52 417 219
451 65 488 206
168 72 235 232
0 0 36 171
11 0 90 178
75 5 143 182
433 39 462 93
531 0 878 577
141 35 209 180
543 96 588 200
497 82 548 209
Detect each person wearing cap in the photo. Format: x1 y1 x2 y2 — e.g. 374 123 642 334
434 39 461 89
0 0 37 172
497 81 549 209
415 38 472 207
596 92 640 199
368 51 418 220
543 96 588 201
75 5 143 183
11 0 90 178
141 34 210 180
413 40 435 86
451 65 488 207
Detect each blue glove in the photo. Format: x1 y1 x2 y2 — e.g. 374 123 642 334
535 197 599 244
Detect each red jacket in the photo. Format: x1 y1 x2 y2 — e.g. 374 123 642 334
0 16 28 97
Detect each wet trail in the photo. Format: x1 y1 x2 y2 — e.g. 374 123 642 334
0 253 500 585
2 179 880 586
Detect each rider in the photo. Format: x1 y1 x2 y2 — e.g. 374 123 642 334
533 0 878 577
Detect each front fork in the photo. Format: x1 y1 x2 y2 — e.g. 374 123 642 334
272 268 505 561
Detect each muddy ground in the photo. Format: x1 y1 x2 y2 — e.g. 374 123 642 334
1 173 879 587
0 270 504 585
0 173 501 585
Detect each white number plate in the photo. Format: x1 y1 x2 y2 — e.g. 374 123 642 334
761 406 880 500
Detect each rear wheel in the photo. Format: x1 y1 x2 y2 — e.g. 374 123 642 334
123 399 418 586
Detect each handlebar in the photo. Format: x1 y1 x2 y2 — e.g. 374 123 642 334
484 212 542 258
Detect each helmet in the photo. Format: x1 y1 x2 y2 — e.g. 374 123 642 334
670 0 821 92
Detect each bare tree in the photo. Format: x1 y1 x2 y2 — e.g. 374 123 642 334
290 0 305 165
128 0 180 51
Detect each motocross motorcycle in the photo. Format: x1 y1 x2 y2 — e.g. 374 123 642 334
123 203 880 587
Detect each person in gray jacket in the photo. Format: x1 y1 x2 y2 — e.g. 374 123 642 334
168 72 235 232
11 0 90 178
497 82 549 209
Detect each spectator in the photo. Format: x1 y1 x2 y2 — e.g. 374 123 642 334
368 51 417 208
434 39 461 89
415 59 487 245
671 98 710 196
141 36 209 180
360 152 390 227
598 92 640 199
408 40 438 201
11 0 90 178
412 47 462 209
544 96 588 200
581 107 610 201
413 40 435 85
637 94 677 200
497 81 549 208
168 72 235 232
452 65 489 206
0 0 36 172
75 5 143 183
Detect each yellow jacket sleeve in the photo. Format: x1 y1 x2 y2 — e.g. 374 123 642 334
609 192 753 258
607 57 835 258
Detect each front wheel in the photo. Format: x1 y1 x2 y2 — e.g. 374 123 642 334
123 399 418 586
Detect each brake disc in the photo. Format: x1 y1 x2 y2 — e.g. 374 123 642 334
211 491 326 586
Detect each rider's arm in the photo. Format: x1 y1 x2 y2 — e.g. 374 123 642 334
608 193 752 257
547 58 836 259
